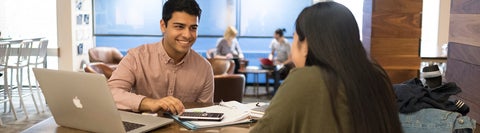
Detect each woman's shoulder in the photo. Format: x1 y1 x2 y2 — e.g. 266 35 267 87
289 66 323 78
282 66 325 88
217 38 228 45
275 66 330 104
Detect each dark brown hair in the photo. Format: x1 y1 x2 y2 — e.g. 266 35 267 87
295 2 402 133
162 0 202 27
275 28 286 37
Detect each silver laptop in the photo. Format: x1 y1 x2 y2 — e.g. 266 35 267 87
33 68 173 133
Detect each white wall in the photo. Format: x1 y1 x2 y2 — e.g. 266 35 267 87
437 0 451 57
421 0 451 57
421 0 440 57
0 0 57 48
0 0 93 71
313 0 332 3
57 0 93 71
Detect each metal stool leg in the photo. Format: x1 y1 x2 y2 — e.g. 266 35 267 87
16 68 29 118
26 66 40 113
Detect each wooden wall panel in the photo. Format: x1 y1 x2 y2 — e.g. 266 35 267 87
371 38 419 57
364 0 422 84
449 14 480 47
374 56 420 69
451 0 480 14
384 69 419 84
448 0 480 123
446 58 480 122
448 42 480 65
374 0 422 12
371 12 421 38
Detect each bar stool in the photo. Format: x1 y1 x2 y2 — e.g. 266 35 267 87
0 42 18 125
27 39 48 112
6 40 40 118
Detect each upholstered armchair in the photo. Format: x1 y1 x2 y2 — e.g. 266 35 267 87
209 58 235 75
88 47 123 69
84 62 114 79
206 48 249 74
208 58 245 103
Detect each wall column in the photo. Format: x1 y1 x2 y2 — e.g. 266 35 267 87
57 0 93 71
363 0 422 83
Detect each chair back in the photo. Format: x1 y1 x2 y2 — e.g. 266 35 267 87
208 58 235 75
32 39 49 64
88 47 123 64
11 40 33 66
206 48 217 59
213 74 245 103
84 63 114 79
0 42 8 125
0 42 10 65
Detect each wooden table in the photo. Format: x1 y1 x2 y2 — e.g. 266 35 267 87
22 103 254 133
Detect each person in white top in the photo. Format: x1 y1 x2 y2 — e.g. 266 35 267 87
269 28 291 65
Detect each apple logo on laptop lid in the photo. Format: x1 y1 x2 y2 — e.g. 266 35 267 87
73 96 83 109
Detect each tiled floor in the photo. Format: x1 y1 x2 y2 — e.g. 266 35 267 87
0 92 51 133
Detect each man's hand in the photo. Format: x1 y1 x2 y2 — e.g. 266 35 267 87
139 96 185 115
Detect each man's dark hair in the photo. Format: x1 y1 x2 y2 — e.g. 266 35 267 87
162 0 202 27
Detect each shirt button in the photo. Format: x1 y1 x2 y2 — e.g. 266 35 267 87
458 118 464 124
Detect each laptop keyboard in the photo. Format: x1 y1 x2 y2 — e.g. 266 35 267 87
122 121 145 132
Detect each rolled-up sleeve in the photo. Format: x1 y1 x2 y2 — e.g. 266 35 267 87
108 50 145 112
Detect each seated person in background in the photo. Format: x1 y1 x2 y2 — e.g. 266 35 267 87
267 28 293 87
250 2 402 133
108 0 213 115
269 28 291 65
216 26 244 73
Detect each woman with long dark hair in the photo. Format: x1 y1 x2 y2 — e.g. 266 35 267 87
250 2 402 133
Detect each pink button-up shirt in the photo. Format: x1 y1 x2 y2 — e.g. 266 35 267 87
108 41 214 112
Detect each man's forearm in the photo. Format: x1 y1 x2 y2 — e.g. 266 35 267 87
139 97 155 112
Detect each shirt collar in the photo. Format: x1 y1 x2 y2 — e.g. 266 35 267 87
159 39 190 66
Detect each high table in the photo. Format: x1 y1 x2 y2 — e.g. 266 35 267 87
0 37 44 42
22 103 254 133
238 69 274 97
0 37 12 41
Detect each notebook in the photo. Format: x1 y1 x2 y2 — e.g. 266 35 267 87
33 68 173 133
166 101 268 130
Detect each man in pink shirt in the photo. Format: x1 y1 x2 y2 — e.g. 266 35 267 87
108 0 213 115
